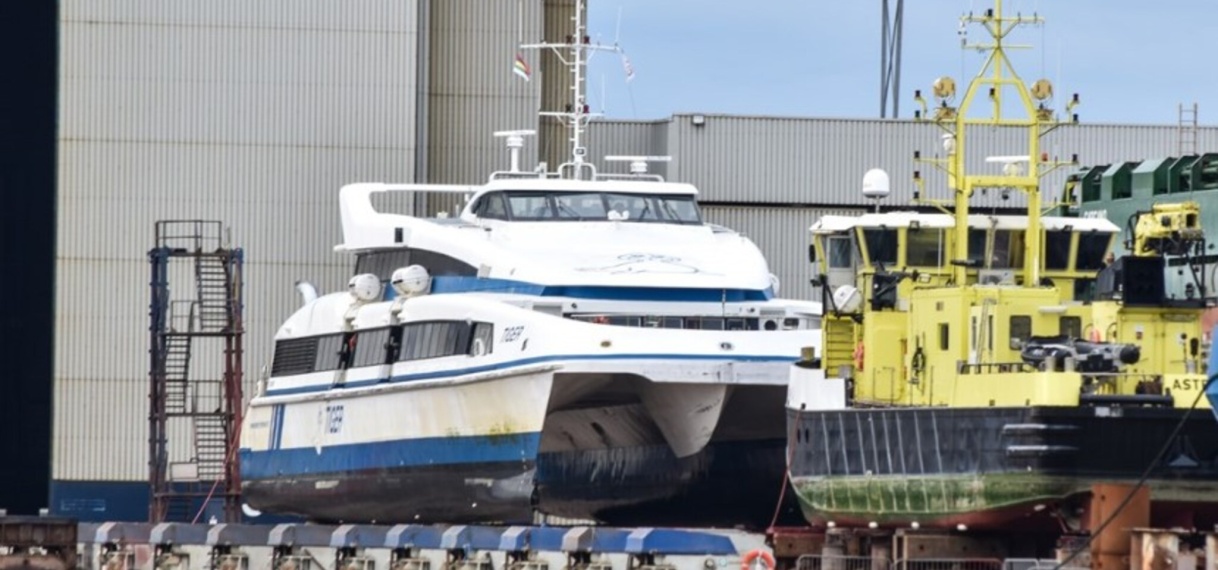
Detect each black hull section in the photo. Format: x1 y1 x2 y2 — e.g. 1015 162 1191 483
787 406 1218 529
538 437 802 529
242 460 537 524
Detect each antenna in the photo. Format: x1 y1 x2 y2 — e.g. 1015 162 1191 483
880 0 905 118
520 0 626 180
911 1 1081 288
493 130 537 173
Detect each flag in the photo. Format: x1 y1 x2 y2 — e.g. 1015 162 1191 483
620 53 635 82
513 53 531 81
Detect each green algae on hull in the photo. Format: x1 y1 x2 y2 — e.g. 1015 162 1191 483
791 472 1081 523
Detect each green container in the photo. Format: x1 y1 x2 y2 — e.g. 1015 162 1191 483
1100 161 1136 200
1168 155 1199 193
1131 157 1172 196
1192 152 1218 190
1077 165 1107 203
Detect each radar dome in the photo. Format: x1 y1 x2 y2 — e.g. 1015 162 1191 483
862 168 890 200
832 285 863 313
348 273 382 303
391 265 432 296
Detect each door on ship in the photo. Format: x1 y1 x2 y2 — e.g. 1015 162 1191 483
825 235 856 290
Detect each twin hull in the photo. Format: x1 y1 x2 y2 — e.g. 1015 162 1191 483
241 360 802 528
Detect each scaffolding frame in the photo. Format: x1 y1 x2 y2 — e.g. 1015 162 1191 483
147 220 244 523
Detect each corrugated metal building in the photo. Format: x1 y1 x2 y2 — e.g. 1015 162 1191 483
30 0 1218 522
584 115 1218 301
49 0 555 520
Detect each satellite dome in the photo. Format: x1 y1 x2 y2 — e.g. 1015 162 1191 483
862 168 890 200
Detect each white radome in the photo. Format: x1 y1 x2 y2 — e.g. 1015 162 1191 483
861 168 890 200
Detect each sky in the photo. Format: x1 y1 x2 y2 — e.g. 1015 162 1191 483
583 0 1217 125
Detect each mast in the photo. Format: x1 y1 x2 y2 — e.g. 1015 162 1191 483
521 0 624 180
913 0 1081 286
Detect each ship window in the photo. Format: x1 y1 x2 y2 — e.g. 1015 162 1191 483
353 327 393 368
396 321 475 361
862 228 897 266
938 323 949 351
604 193 653 221
354 249 476 280
906 227 944 267
315 334 345 372
828 236 852 269
1076 233 1112 270
471 322 494 356
271 337 319 376
473 192 508 220
653 195 701 223
1044 230 1072 270
356 250 412 279
507 193 555 220
989 230 1025 269
398 324 420 361
1009 316 1031 349
386 326 403 364
1059 316 1082 339
554 192 607 220
338 332 357 369
967 229 987 265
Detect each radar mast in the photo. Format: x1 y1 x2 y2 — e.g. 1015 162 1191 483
912 0 1081 286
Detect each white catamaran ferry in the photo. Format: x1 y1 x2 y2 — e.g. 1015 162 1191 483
238 0 821 529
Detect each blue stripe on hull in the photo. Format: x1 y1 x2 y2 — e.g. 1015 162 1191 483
265 353 797 396
412 276 774 302
240 432 542 480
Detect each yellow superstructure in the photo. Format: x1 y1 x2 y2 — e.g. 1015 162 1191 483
806 1 1212 412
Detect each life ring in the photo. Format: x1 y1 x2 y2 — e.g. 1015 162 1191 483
853 341 865 371
741 549 776 570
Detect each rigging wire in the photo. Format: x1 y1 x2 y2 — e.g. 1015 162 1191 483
1051 372 1217 570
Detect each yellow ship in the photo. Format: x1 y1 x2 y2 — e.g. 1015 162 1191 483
784 1 1217 531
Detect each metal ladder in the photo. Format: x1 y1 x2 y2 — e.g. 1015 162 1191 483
195 255 232 333
163 334 192 414
194 413 229 480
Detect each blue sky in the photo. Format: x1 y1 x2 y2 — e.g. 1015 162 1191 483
585 0 1216 125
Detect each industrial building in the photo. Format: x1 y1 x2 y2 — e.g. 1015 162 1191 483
1 1 1215 520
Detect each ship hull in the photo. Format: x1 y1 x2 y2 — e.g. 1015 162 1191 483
537 437 801 528
786 405 1218 530
240 437 800 527
241 365 799 528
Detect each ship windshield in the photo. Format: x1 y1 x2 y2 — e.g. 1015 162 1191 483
861 228 898 266
1044 230 1072 270
498 191 702 224
1077 233 1112 270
